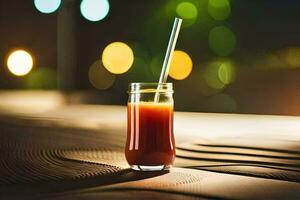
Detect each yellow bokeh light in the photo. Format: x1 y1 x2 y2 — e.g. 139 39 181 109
169 50 193 80
7 50 33 76
284 47 300 68
102 42 134 74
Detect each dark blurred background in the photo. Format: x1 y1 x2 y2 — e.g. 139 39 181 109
0 0 300 115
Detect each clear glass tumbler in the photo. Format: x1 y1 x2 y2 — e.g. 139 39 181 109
125 83 175 171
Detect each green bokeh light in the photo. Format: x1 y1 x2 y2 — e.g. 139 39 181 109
176 2 198 20
34 0 61 14
207 0 231 21
209 26 236 56
26 68 57 89
218 61 236 84
204 60 236 90
204 61 225 89
80 0 110 22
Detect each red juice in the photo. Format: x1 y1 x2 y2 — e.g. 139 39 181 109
125 102 175 167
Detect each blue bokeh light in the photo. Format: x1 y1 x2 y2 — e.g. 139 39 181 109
80 0 110 22
34 0 61 14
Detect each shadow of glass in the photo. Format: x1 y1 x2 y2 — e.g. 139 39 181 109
0 168 169 199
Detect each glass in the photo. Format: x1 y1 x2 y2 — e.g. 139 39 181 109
125 83 175 171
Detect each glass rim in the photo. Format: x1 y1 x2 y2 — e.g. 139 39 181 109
129 82 172 86
128 82 173 94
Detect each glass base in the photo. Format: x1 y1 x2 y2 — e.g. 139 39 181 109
130 165 171 171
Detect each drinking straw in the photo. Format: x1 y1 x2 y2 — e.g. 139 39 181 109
154 17 182 102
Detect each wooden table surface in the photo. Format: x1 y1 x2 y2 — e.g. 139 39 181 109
0 91 300 200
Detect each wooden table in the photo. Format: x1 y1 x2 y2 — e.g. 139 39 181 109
0 91 299 199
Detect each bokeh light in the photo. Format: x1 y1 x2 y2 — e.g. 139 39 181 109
207 0 231 21
218 61 236 84
204 61 225 89
7 50 33 76
209 26 236 56
102 42 134 74
204 60 236 89
176 2 198 20
80 0 110 22
88 60 115 90
282 47 300 68
27 68 57 89
34 0 61 14
169 50 193 80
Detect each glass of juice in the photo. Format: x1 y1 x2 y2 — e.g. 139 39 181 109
125 83 175 171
